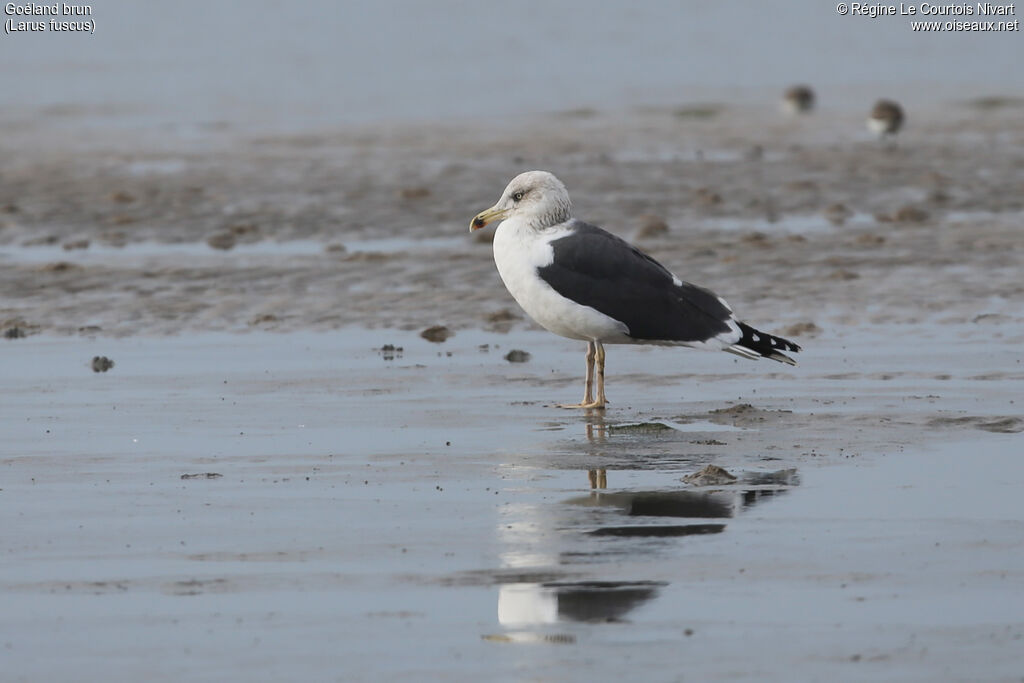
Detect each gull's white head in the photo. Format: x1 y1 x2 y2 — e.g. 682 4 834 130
471 171 572 232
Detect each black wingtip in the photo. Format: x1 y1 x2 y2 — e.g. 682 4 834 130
735 321 802 363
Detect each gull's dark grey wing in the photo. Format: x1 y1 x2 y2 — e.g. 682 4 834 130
536 222 733 343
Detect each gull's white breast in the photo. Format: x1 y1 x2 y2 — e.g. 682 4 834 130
491 219 629 343
867 117 891 135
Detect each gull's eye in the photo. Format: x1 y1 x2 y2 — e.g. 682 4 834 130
512 191 524 202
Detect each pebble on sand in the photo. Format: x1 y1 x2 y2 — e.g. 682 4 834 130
91 356 115 372
38 261 79 272
248 314 279 326
824 203 853 226
694 187 722 207
3 318 38 338
206 233 237 250
399 186 431 200
682 464 738 486
633 214 670 240
853 233 886 246
379 344 404 360
891 205 930 223
779 321 822 338
486 309 520 324
421 325 453 343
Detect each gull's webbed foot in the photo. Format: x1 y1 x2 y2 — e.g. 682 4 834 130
556 399 607 410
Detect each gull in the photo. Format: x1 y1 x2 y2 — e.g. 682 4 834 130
471 171 801 409
782 85 815 114
868 99 905 139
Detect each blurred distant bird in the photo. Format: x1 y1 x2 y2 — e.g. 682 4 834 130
782 85 815 114
470 171 801 410
868 99 904 139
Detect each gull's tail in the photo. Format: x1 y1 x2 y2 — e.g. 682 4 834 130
726 321 801 365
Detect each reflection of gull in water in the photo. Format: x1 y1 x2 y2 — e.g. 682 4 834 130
499 581 664 626
569 468 800 529
565 483 790 539
493 463 800 629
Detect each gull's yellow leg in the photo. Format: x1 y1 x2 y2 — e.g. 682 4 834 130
592 342 608 409
559 341 607 410
558 341 597 409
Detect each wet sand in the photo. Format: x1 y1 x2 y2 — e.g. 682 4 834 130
2 101 1023 335
3 328 1023 681
2 103 1023 681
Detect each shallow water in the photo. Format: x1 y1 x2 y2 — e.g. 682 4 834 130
0 236 469 265
700 212 876 235
2 328 1022 681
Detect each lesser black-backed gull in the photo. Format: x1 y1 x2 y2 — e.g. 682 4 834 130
470 171 801 410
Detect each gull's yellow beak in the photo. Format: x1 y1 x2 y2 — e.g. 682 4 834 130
470 206 509 233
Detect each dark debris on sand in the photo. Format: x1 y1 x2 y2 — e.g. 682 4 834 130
378 344 404 360
421 325 453 343
779 321 822 338
633 214 670 240
3 318 40 339
608 422 676 434
682 464 737 486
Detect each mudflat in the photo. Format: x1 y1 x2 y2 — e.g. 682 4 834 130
2 102 1023 681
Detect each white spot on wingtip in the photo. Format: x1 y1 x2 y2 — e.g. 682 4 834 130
672 276 683 287
751 333 760 342
720 318 742 346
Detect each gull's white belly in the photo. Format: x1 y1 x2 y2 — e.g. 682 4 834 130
492 221 630 343
867 117 892 135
